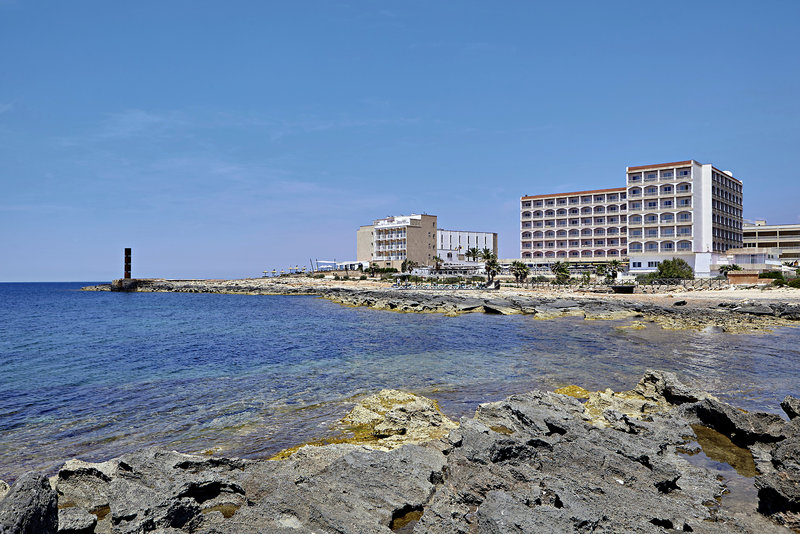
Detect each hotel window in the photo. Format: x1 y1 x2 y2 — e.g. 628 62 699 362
646 201 658 209
678 169 690 176
661 186 672 194
645 187 657 195
646 173 657 180
645 215 658 223
661 171 673 178
646 243 659 251
631 262 642 268
661 200 673 208
648 261 659 267
645 229 658 237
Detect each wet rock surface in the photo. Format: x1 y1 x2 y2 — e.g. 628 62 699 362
2 372 794 533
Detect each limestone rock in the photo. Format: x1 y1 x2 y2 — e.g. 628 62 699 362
0 472 58 534
340 389 458 449
781 395 800 420
57 507 97 534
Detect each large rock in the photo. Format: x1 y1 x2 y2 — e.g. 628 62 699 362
43 373 800 533
781 395 800 420
0 472 58 534
339 389 458 449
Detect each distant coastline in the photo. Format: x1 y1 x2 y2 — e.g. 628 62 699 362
82 277 800 333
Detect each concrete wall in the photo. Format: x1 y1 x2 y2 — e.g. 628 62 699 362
407 215 437 266
356 225 373 262
728 271 760 285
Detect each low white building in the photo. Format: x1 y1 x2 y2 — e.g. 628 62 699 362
715 247 785 273
437 229 498 262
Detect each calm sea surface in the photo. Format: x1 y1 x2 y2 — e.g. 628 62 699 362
1 282 799 482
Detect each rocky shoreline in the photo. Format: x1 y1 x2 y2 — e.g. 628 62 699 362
2 371 799 533
81 278 800 333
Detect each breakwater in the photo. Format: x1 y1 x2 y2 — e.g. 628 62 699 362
84 278 800 332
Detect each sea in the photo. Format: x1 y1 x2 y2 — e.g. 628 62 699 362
1 282 799 484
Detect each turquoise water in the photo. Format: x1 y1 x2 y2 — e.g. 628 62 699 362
1 282 799 482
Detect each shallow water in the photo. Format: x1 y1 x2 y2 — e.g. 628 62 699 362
1 282 799 483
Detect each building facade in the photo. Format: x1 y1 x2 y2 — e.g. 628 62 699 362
520 188 628 263
437 229 498 261
357 214 438 270
626 160 743 277
743 221 800 265
519 160 744 278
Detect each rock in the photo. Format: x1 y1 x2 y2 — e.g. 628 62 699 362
0 480 8 500
414 389 732 533
57 507 97 534
781 395 800 420
338 389 458 450
685 398 787 446
42 372 800 533
755 432 800 530
734 305 776 316
0 472 58 534
674 300 687 306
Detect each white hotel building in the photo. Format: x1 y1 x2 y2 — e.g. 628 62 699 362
521 160 743 277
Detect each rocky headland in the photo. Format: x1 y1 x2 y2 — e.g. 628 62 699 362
2 371 799 533
81 278 800 333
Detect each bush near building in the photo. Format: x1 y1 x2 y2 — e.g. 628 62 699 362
640 258 694 282
788 278 800 289
759 271 785 279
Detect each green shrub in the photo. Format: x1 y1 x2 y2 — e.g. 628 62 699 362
359 275 367 280
759 271 784 279
788 278 800 289
649 258 693 281
773 278 786 287
333 274 340 280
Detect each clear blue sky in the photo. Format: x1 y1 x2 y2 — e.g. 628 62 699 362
2 1 798 281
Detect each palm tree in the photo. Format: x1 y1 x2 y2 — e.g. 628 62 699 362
510 260 530 285
431 256 443 273
550 261 570 284
467 247 480 262
595 264 607 278
485 257 500 283
405 260 419 273
480 248 493 262
719 264 742 277
606 259 624 281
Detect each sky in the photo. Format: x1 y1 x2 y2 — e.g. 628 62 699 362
1 1 799 281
